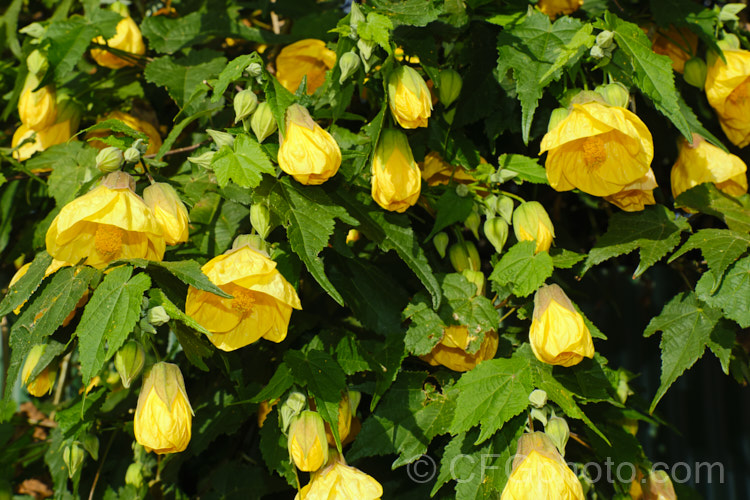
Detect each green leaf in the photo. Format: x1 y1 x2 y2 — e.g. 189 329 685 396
540 23 596 83
490 241 554 298
212 135 275 189
357 12 393 49
210 54 256 102
124 259 231 298
333 336 374 375
449 353 534 443
55 388 106 436
676 183 750 233
141 11 208 54
550 248 586 269
426 188 474 241
367 0 442 27
698 256 750 328
582 205 691 278
0 251 52 317
76 266 151 383
643 292 723 412
367 334 407 410
441 273 498 351
259 407 296 486
172 322 213 372
669 229 750 284
42 143 99 205
497 154 549 184
251 363 293 404
496 11 586 143
144 50 227 109
403 294 445 356
149 288 211 336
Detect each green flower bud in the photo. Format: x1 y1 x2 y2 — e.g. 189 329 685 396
132 138 148 155
81 433 99 461
464 210 481 240
63 441 85 478
484 217 509 254
348 390 361 415
234 89 259 122
339 52 361 84
444 107 456 124
590 45 606 59
188 151 215 169
114 341 145 389
350 2 366 32
250 102 277 143
455 183 470 197
232 234 268 255
497 196 514 224
595 30 614 49
125 462 144 489
719 33 740 50
433 232 449 258
246 62 263 78
250 204 273 239
530 407 548 426
281 391 307 433
207 128 234 148
528 389 548 408
448 241 480 272
594 82 630 108
288 410 328 472
357 38 377 62
483 194 499 217
124 146 141 163
96 147 123 173
513 201 555 254
147 305 170 326
26 49 48 75
438 69 462 108
683 57 707 89
545 416 570 456
547 107 570 132
461 269 485 296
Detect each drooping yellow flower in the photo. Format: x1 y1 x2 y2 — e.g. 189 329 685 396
324 392 353 447
421 325 499 372
288 411 329 472
648 26 698 74
18 74 57 131
512 201 555 254
501 432 584 500
91 15 146 69
45 171 166 269
388 65 432 129
296 451 383 500
278 104 341 185
134 362 193 454
539 101 654 197
22 345 57 398
87 111 162 155
12 96 82 162
143 183 189 245
419 152 477 186
705 46 750 147
537 0 583 19
185 239 302 351
643 470 677 500
529 284 594 367
371 129 421 212
671 134 748 199
275 39 336 95
604 168 658 212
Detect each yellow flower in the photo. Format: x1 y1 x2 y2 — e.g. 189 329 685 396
45 171 166 269
296 452 382 500
537 0 584 19
705 46 750 147
643 470 677 500
512 201 555 254
18 74 57 131
185 241 302 351
671 135 748 199
501 432 584 500
87 111 162 155
257 400 277 428
648 26 698 74
22 345 57 398
324 392 353 447
371 129 421 212
143 183 189 245
420 325 499 372
288 411 328 472
388 65 432 129
12 96 82 162
419 152 477 186
91 15 146 69
278 104 341 185
530 284 594 367
604 168 658 212
134 362 193 454
275 39 336 95
539 101 654 197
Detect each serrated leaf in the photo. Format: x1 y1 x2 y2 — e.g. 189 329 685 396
172 321 213 372
367 334 407 410
149 288 210 336
333 336 374 375
0 251 52 317
669 229 750 285
212 135 275 189
550 248 586 269
259 407 296 486
426 188 473 241
145 50 226 109
643 292 723 413
141 11 207 54
540 23 595 82
76 266 151 383
124 259 231 298
698 255 750 328
676 183 750 233
404 294 445 356
43 144 98 205
357 12 393 49
251 363 294 404
490 241 554 297
582 205 691 277
367 0 442 27
441 274 498 351
210 54 257 102
497 154 549 184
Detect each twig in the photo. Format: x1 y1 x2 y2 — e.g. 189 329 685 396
52 352 71 406
1 316 8 396
270 0 281 35
88 431 116 500
143 141 206 159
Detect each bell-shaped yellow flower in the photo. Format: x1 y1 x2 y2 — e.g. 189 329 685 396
296 451 383 500
529 284 594 367
371 129 421 212
323 392 353 447
134 362 193 454
143 182 189 245
288 411 329 472
705 46 750 147
12 95 82 162
87 111 162 155
671 134 748 199
648 26 698 74
419 152 477 186
388 65 432 129
501 432 584 500
278 104 341 185
22 345 57 398
91 15 146 69
275 39 336 95
18 74 57 131
45 171 166 269
604 168 658 212
421 325 499 372
513 201 555 254
537 0 583 19
185 240 302 351
539 101 654 197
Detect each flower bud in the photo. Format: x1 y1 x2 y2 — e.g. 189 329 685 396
513 201 555 254
348 390 361 415
464 210 480 239
461 269 485 296
357 38 377 62
339 51 361 84
102 170 136 190
281 391 308 433
529 389 548 408
143 182 190 245
547 107 570 132
22 345 57 397
346 229 360 245
81 433 99 460
19 74 57 131
545 416 570 456
125 463 144 489
683 57 707 89
207 128 234 148
590 45 606 59
719 33 740 50
484 217 509 254
448 241 480 272
643 470 677 500
147 306 170 326
388 65 432 128
250 204 273 239
188 151 215 169
438 69 462 108
123 146 141 163
234 89 259 122
288 411 328 472
26 49 48 75
63 442 85 478
114 340 146 389
96 147 124 173
595 82 630 108
132 138 148 155
596 30 615 49
246 62 263 78
279 104 341 185
371 128 421 212
350 2 366 32
231 234 267 254
250 102 278 143
433 232 449 258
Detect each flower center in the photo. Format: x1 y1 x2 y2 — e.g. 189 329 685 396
94 224 124 257
231 289 256 314
582 136 607 171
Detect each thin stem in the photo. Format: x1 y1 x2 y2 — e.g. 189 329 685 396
88 430 116 500
495 189 525 204
498 307 517 323
52 352 72 405
143 141 206 159
1 316 8 397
